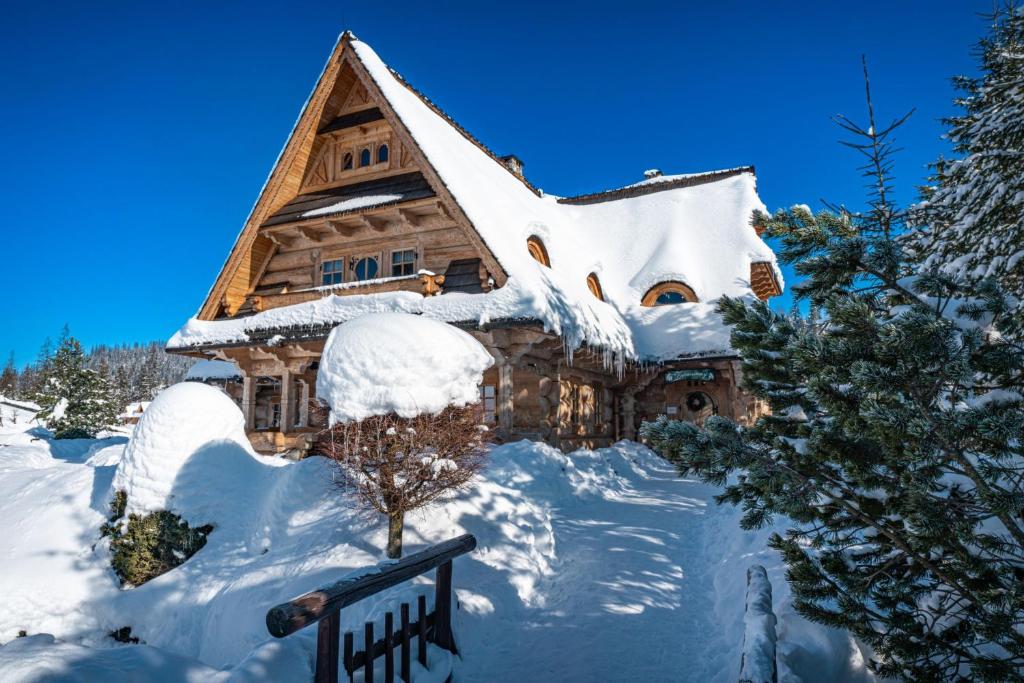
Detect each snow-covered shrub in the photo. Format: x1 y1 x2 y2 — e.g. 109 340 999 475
315 405 490 558
103 382 253 584
315 313 494 557
103 502 212 587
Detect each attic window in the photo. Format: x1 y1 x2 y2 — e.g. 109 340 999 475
342 152 353 170
526 236 550 267
641 281 698 306
377 144 389 164
359 148 371 167
587 273 604 301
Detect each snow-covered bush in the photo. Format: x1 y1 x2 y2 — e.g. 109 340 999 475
314 313 494 557
102 497 212 587
103 382 253 584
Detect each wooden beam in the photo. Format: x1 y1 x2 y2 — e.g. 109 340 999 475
297 225 324 242
266 232 297 248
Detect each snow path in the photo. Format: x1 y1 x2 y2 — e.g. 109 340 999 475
454 449 743 682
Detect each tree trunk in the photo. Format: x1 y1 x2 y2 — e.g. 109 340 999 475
386 511 404 559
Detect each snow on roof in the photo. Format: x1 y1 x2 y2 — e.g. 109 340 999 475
317 312 493 422
170 36 783 366
185 359 242 381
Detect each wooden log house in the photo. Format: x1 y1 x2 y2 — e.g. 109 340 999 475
166 32 783 456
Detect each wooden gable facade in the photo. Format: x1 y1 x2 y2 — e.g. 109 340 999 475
172 33 772 456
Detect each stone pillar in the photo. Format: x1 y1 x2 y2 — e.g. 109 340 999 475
497 363 514 433
242 375 256 432
280 369 293 434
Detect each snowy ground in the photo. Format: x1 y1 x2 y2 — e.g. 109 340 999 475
0 398 871 682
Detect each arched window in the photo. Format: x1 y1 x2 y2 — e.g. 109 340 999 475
359 148 371 167
586 273 604 301
526 236 550 267
377 144 389 164
641 281 698 306
342 152 353 170
352 256 379 281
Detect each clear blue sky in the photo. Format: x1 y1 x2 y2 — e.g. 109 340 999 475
0 0 991 367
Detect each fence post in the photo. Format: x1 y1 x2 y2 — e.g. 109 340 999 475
315 610 340 683
739 565 777 683
433 560 455 653
364 622 375 683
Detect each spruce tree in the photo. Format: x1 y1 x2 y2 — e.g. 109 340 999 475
910 8 1024 318
36 334 119 439
641 65 1024 679
0 352 17 397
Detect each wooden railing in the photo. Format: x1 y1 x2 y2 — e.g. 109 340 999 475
738 565 778 683
266 534 477 683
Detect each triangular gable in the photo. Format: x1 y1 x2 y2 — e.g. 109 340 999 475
197 32 509 320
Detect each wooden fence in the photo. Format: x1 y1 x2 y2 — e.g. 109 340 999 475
266 534 477 683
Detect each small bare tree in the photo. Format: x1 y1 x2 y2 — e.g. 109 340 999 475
314 404 490 558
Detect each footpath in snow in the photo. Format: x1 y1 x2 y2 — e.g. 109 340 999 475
0 395 869 682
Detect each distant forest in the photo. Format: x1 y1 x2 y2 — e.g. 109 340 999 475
1 335 194 407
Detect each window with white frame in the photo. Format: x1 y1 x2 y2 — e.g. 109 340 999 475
321 258 345 286
391 249 416 276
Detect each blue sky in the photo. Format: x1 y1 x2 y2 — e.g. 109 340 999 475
0 0 992 366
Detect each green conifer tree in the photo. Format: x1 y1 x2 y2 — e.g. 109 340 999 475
36 334 119 439
909 8 1024 318
0 352 17 397
642 57 1024 680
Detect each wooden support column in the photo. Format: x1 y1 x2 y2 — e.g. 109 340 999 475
242 375 256 432
280 369 293 434
622 392 637 441
298 379 310 428
497 363 514 432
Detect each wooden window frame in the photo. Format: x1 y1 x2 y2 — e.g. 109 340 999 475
480 385 496 423
389 247 417 277
586 273 604 301
641 281 698 307
526 235 550 267
350 251 383 282
320 257 346 287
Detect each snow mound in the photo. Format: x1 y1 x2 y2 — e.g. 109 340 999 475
317 312 494 422
112 382 253 517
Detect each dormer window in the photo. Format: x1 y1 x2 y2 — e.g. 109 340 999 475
359 148 371 167
641 281 698 306
526 236 550 267
587 273 604 301
342 152 353 170
377 144 389 164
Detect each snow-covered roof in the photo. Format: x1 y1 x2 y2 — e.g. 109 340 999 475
185 359 243 381
169 34 782 366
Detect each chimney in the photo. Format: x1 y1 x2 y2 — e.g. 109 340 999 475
499 154 525 179
644 169 663 180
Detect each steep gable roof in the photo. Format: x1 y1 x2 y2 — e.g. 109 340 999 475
180 33 783 365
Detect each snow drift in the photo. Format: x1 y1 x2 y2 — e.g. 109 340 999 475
0 401 870 681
